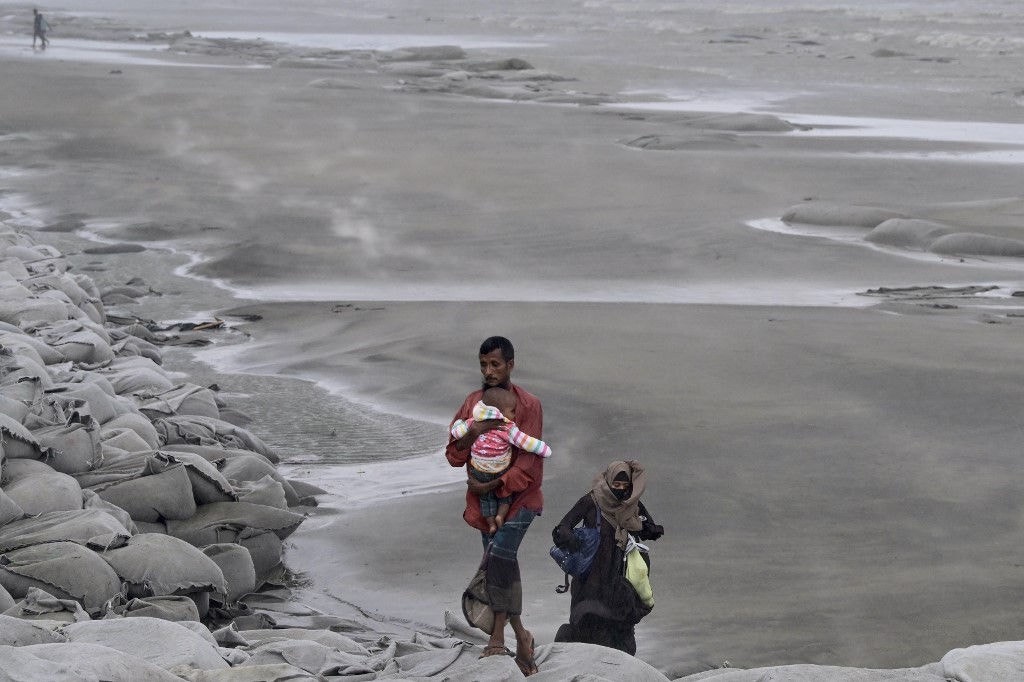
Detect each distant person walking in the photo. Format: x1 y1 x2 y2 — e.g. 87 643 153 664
33 9 50 49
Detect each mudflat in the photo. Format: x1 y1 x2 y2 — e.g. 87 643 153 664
3 1 1024 674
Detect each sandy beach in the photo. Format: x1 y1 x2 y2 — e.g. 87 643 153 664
4 0 1024 676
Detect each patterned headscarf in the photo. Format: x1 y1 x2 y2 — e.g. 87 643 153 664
591 460 647 549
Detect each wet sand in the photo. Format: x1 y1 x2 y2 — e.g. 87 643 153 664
4 1 1024 675
205 298 1024 672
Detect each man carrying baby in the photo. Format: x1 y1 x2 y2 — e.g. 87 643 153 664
445 335 544 675
450 386 551 533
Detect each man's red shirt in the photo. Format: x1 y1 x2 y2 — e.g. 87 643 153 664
445 384 544 531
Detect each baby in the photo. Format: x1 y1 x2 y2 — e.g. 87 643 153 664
450 386 552 533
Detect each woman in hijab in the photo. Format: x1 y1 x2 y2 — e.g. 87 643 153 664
551 460 664 655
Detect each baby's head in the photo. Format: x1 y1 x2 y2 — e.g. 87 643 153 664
482 386 516 420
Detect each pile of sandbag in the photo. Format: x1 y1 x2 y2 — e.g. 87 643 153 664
0 229 336 678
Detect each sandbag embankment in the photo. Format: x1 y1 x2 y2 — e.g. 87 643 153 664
0 228 321 678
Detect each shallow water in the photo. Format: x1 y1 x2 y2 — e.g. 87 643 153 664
5 0 1024 672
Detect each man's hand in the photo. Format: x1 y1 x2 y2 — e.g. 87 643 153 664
470 418 504 436
454 418 504 451
467 475 502 495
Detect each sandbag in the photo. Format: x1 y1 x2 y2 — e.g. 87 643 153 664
100 425 154 453
242 638 373 676
0 295 70 327
0 541 123 613
153 415 278 462
93 356 175 395
0 376 43 405
109 330 163 364
0 331 67 367
239 531 284 587
235 475 289 510
0 412 42 459
62 616 230 671
160 450 235 505
0 335 48 368
72 449 152 489
134 520 167 534
2 641 187 680
238 628 369 655
99 442 133 465
137 383 222 421
0 393 30 422
285 479 327 507
3 459 83 515
0 348 53 388
219 454 298 506
23 273 99 316
81 489 138 534
32 322 114 365
103 411 161 448
941 640 1024 680
202 544 256 603
35 420 103 475
176 663 313 682
0 257 29 280
0 582 13 612
106 593 202 622
0 508 131 553
0 612 66 645
70 273 102 301
99 532 227 598
92 459 197 523
163 443 273 465
46 381 124 424
3 242 63 262
2 586 89 622
23 392 91 430
165 501 305 547
0 487 25 526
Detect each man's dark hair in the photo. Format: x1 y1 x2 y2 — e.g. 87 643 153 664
479 336 514 362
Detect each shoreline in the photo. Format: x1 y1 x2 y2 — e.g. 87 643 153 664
6 207 1024 679
5 2 1024 676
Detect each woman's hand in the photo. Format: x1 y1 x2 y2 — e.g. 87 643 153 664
640 520 664 541
552 526 582 551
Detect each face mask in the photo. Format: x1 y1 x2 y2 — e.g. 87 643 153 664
612 486 631 501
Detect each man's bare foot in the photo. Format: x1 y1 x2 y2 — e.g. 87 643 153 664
479 644 513 659
514 630 538 676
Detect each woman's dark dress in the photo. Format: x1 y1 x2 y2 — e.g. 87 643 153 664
551 493 661 655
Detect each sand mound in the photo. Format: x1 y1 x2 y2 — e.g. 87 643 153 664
687 112 798 132
865 218 954 249
928 233 1024 257
778 198 1024 262
782 202 907 228
623 133 757 151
